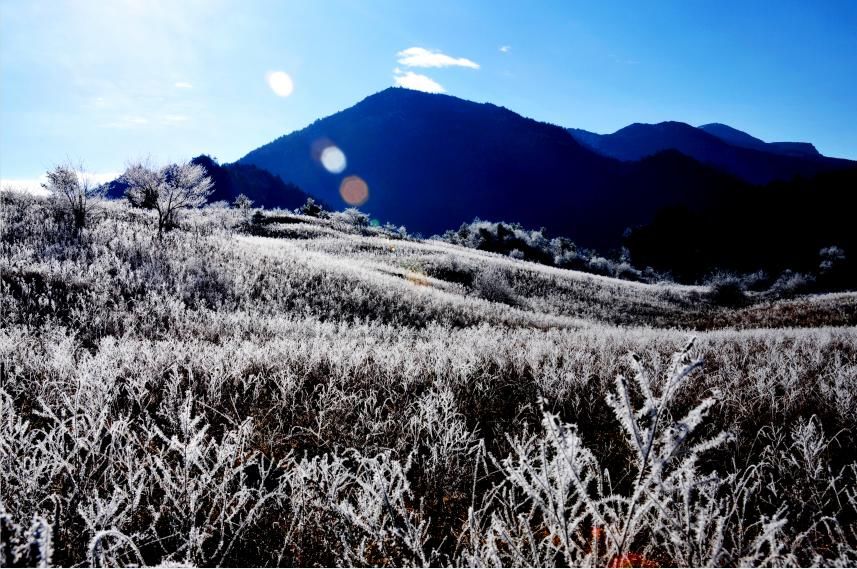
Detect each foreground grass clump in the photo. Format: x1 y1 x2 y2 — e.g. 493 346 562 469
1 192 857 567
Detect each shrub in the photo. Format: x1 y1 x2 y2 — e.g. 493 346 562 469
769 270 816 299
474 265 518 305
706 272 749 306
41 162 104 234
298 196 325 218
330 207 370 230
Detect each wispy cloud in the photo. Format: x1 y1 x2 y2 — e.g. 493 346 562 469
174 81 193 89
396 47 479 69
499 45 511 53
393 71 445 93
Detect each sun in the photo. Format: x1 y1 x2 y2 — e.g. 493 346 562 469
266 71 294 97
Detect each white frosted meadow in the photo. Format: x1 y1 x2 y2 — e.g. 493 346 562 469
1 191 856 567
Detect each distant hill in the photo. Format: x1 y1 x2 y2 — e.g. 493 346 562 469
238 88 750 246
698 123 821 158
626 165 857 283
104 156 314 210
189 155 314 209
569 121 852 184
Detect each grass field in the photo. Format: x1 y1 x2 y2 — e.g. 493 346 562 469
2 192 856 567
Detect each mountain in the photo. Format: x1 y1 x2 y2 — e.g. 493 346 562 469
569 121 852 184
626 165 857 283
188 155 314 209
105 156 314 210
238 87 747 246
698 123 821 158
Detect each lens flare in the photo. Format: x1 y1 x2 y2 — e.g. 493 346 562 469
320 145 346 173
266 71 294 97
339 175 369 206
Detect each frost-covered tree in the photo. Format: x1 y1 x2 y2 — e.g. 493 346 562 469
233 193 253 210
41 162 104 234
124 161 213 235
331 207 369 229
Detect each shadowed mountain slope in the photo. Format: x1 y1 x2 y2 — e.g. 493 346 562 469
239 88 747 246
569 121 853 184
698 123 822 158
104 156 314 210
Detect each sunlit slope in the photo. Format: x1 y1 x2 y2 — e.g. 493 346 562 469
2 195 855 333
236 213 857 330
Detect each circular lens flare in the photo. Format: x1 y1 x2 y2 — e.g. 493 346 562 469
266 71 294 97
320 145 346 173
339 175 369 206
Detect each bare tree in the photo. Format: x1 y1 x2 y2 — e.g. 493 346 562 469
41 162 104 234
124 161 213 235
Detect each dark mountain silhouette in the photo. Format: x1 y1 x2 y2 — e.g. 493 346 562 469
238 88 748 246
569 121 852 184
698 123 821 158
188 155 314 209
626 166 857 284
104 156 314 210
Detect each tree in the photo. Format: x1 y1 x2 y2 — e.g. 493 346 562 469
233 193 253 210
124 161 213 235
299 197 324 218
41 162 104 234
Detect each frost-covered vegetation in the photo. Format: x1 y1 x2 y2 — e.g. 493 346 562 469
2 189 857 567
441 219 853 300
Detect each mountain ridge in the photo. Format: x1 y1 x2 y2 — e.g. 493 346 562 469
568 120 851 183
238 87 757 246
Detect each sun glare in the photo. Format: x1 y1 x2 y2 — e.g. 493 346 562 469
266 71 294 97
320 145 347 173
339 175 369 206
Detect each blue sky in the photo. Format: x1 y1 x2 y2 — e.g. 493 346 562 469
2 0 856 188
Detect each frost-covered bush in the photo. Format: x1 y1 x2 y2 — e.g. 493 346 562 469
769 270 816 299
441 220 655 283
41 162 105 234
706 272 749 306
442 220 553 265
330 207 370 230
474 265 518 305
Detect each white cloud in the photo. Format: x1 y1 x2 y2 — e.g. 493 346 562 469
393 71 446 93
174 81 193 89
396 47 479 69
499 45 511 53
0 178 50 196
